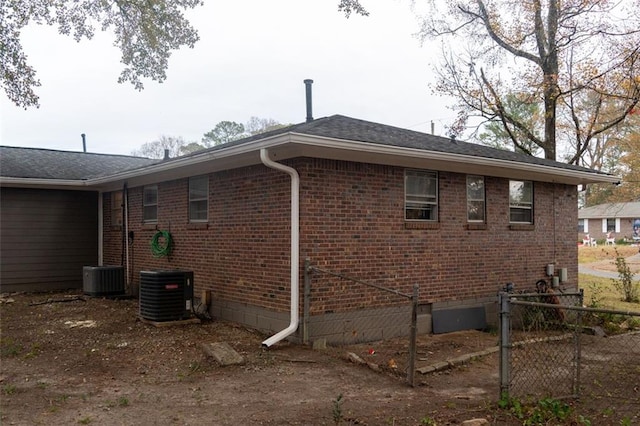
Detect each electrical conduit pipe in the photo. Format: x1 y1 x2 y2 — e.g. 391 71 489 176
260 148 300 348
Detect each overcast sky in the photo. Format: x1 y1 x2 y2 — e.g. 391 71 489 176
0 0 456 156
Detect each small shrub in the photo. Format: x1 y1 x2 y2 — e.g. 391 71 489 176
611 249 639 303
332 393 344 425
587 282 603 308
420 416 437 425
499 394 576 425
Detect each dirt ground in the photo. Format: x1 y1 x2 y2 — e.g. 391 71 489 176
0 290 516 425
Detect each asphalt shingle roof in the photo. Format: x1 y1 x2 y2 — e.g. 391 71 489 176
0 146 158 180
1 115 611 181
196 115 606 176
578 202 640 219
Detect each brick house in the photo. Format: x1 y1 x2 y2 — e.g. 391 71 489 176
578 202 640 243
0 115 618 344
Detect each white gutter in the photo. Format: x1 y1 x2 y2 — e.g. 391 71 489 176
0 132 619 188
259 148 300 348
287 133 622 185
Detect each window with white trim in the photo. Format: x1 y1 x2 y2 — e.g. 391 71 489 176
189 176 208 222
143 185 158 223
405 170 438 221
603 218 616 233
607 218 615 232
578 219 585 233
509 180 533 224
466 175 485 222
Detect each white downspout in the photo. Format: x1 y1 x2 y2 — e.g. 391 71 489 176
260 148 300 348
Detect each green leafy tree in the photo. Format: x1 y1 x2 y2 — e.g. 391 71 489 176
478 94 542 156
180 142 205 156
585 116 640 205
202 118 287 147
202 121 246 147
1 0 202 108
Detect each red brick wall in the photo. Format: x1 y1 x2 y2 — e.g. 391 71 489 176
298 159 577 314
103 158 578 316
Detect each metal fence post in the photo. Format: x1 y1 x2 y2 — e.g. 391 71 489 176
408 284 419 387
499 291 511 398
303 258 311 345
575 289 584 398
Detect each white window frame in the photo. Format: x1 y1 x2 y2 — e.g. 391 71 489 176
602 218 620 233
189 175 209 222
404 170 438 221
466 175 485 223
509 180 533 224
143 185 158 223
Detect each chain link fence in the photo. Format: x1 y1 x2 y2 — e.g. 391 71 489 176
303 259 419 386
499 289 640 419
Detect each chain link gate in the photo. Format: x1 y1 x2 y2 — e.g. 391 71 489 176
499 290 640 419
303 259 419 386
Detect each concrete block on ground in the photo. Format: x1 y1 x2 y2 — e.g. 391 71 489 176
312 338 327 350
462 419 489 426
202 342 244 366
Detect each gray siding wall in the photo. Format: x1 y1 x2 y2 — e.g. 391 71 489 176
0 188 99 292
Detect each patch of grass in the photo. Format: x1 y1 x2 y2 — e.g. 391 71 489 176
578 245 638 265
498 394 581 425
0 338 23 357
3 384 17 395
24 343 42 359
580 274 640 312
420 416 437 426
78 416 92 424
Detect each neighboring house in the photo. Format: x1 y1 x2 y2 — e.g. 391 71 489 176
578 202 640 242
0 115 619 344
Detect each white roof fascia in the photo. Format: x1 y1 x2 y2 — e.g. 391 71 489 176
1 132 619 190
0 177 88 190
287 133 620 186
85 134 294 188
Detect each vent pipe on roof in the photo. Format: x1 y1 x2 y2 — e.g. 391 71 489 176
81 133 86 152
163 149 170 160
304 79 314 122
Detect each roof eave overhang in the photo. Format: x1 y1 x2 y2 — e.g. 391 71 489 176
283 134 620 186
1 132 619 191
0 177 89 190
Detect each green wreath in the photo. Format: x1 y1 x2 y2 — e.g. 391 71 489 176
150 230 173 258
